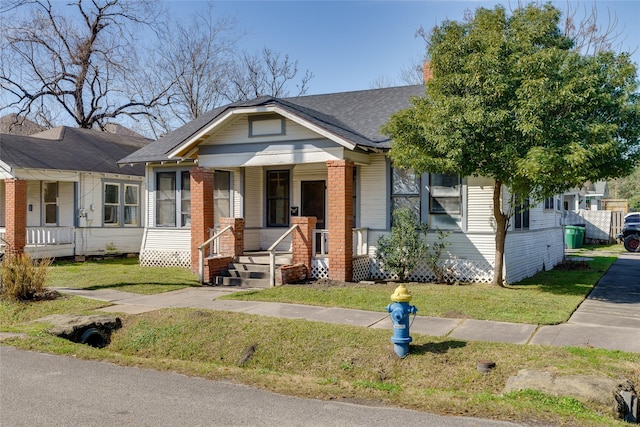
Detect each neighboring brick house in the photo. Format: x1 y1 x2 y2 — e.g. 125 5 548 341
119 85 564 285
0 126 148 258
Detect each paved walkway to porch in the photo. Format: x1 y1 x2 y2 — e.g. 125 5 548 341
4 253 638 353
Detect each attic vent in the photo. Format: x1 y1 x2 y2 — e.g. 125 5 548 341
249 115 285 137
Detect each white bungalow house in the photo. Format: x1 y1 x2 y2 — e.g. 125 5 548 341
1 126 148 258
119 85 565 285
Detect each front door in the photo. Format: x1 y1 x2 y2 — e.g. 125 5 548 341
301 180 326 252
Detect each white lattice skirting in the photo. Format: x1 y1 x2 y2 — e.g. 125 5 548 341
369 257 494 283
140 250 191 268
311 256 494 283
352 256 370 282
311 258 329 279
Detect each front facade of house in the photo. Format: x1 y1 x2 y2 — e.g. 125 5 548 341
122 86 564 284
0 127 147 258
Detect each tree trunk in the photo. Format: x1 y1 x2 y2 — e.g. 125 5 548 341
492 180 508 287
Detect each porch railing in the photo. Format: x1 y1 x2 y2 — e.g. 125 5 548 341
311 227 369 258
197 225 233 284
0 227 74 248
27 226 75 246
268 224 299 287
312 229 329 258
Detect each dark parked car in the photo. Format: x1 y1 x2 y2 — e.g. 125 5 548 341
617 213 640 252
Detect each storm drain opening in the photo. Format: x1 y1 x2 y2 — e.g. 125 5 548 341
80 328 109 348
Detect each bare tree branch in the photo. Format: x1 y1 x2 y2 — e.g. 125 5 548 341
0 0 170 129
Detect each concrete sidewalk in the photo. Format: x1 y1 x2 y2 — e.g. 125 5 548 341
10 253 640 353
49 252 640 353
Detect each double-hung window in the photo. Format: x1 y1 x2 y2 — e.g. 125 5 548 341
429 173 461 229
104 181 140 227
214 170 231 227
544 196 555 211
43 182 58 225
391 167 420 220
156 170 190 227
514 197 530 230
390 166 462 230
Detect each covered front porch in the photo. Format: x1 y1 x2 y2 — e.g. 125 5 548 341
189 159 367 285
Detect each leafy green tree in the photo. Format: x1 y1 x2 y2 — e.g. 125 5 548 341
383 4 640 286
609 165 640 210
376 208 429 282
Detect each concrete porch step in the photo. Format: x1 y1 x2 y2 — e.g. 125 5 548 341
213 252 293 288
213 276 271 287
237 251 292 265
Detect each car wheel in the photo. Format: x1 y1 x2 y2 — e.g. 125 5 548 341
623 234 640 252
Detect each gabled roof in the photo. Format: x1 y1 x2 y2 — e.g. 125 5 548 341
119 85 426 165
0 126 149 176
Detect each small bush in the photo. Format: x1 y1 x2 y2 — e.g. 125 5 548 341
0 253 53 301
376 208 429 281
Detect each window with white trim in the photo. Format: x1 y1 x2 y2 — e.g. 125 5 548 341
156 170 190 227
391 167 420 220
124 184 139 225
544 196 555 211
104 183 120 225
104 182 140 227
429 173 461 229
514 197 530 230
214 170 231 227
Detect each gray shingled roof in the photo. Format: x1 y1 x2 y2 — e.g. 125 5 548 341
118 85 426 165
0 126 149 176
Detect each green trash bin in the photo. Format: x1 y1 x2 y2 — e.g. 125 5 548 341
564 225 584 249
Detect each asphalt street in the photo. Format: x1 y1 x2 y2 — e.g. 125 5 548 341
0 346 523 427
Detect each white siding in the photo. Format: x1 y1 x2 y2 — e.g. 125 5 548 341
244 166 262 250
26 181 40 226
466 176 495 232
232 169 242 218
204 116 321 145
75 228 143 255
145 164 155 228
359 154 387 230
58 181 75 227
78 174 102 227
505 227 564 283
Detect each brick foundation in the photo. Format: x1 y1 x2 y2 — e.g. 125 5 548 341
326 160 354 281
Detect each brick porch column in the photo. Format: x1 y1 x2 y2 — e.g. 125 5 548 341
190 167 214 273
219 217 244 260
5 179 27 257
326 160 354 281
291 216 317 274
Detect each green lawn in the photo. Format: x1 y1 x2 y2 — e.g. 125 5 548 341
1 251 636 426
46 257 199 294
224 256 616 325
